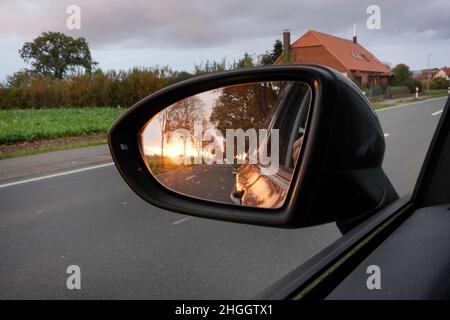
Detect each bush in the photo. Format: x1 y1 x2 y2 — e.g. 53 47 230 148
4 87 29 108
430 77 450 90
0 67 178 110
405 79 422 93
388 86 410 96
0 87 7 108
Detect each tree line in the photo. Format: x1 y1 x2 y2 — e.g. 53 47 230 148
0 32 283 109
391 63 449 92
0 67 186 109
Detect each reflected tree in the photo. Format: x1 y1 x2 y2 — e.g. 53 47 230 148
157 109 169 157
209 82 284 161
209 82 282 133
165 96 205 157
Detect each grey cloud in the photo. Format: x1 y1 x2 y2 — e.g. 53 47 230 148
0 0 449 77
1 0 449 50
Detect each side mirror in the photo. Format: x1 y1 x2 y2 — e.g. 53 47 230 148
108 65 398 229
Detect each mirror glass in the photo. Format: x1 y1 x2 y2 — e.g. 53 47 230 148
139 81 312 209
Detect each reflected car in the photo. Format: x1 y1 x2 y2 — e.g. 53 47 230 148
231 81 311 208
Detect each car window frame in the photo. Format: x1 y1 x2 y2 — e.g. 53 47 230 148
263 81 312 171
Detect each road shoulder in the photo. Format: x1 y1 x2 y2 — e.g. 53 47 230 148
0 144 112 185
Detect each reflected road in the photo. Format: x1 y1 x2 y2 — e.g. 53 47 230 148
156 164 235 204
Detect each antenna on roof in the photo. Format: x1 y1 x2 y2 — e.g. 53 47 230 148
353 24 357 44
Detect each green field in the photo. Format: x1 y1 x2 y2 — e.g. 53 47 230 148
0 107 126 144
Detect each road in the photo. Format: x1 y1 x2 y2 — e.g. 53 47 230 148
156 164 235 204
376 97 445 196
0 96 447 299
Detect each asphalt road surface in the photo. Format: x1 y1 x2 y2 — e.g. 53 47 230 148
156 164 235 204
0 96 447 299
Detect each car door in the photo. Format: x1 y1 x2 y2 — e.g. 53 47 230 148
108 65 449 300
259 95 450 299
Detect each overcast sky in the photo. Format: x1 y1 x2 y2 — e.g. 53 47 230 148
0 0 449 81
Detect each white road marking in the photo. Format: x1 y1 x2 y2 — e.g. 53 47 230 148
185 175 196 181
171 217 190 225
0 162 114 189
384 133 390 137
431 109 443 116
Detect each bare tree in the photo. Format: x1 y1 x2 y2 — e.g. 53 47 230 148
193 118 213 158
165 96 206 157
157 109 169 157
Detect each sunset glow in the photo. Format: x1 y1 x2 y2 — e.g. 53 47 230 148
144 139 197 158
143 137 215 161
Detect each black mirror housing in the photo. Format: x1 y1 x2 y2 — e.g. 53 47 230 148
108 65 398 229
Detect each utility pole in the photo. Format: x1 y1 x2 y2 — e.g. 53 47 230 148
427 53 432 91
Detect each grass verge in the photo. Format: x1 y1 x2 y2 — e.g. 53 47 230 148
424 89 449 98
371 102 392 109
371 91 448 110
0 138 106 160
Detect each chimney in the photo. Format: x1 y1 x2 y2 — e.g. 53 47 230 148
352 24 357 44
283 29 291 56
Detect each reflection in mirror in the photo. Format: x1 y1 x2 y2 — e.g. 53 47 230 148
139 81 312 209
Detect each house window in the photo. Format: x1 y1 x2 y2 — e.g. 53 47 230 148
360 54 370 62
350 52 362 60
350 52 372 62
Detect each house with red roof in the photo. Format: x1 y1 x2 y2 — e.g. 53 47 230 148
413 68 439 81
434 67 450 81
275 30 392 88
